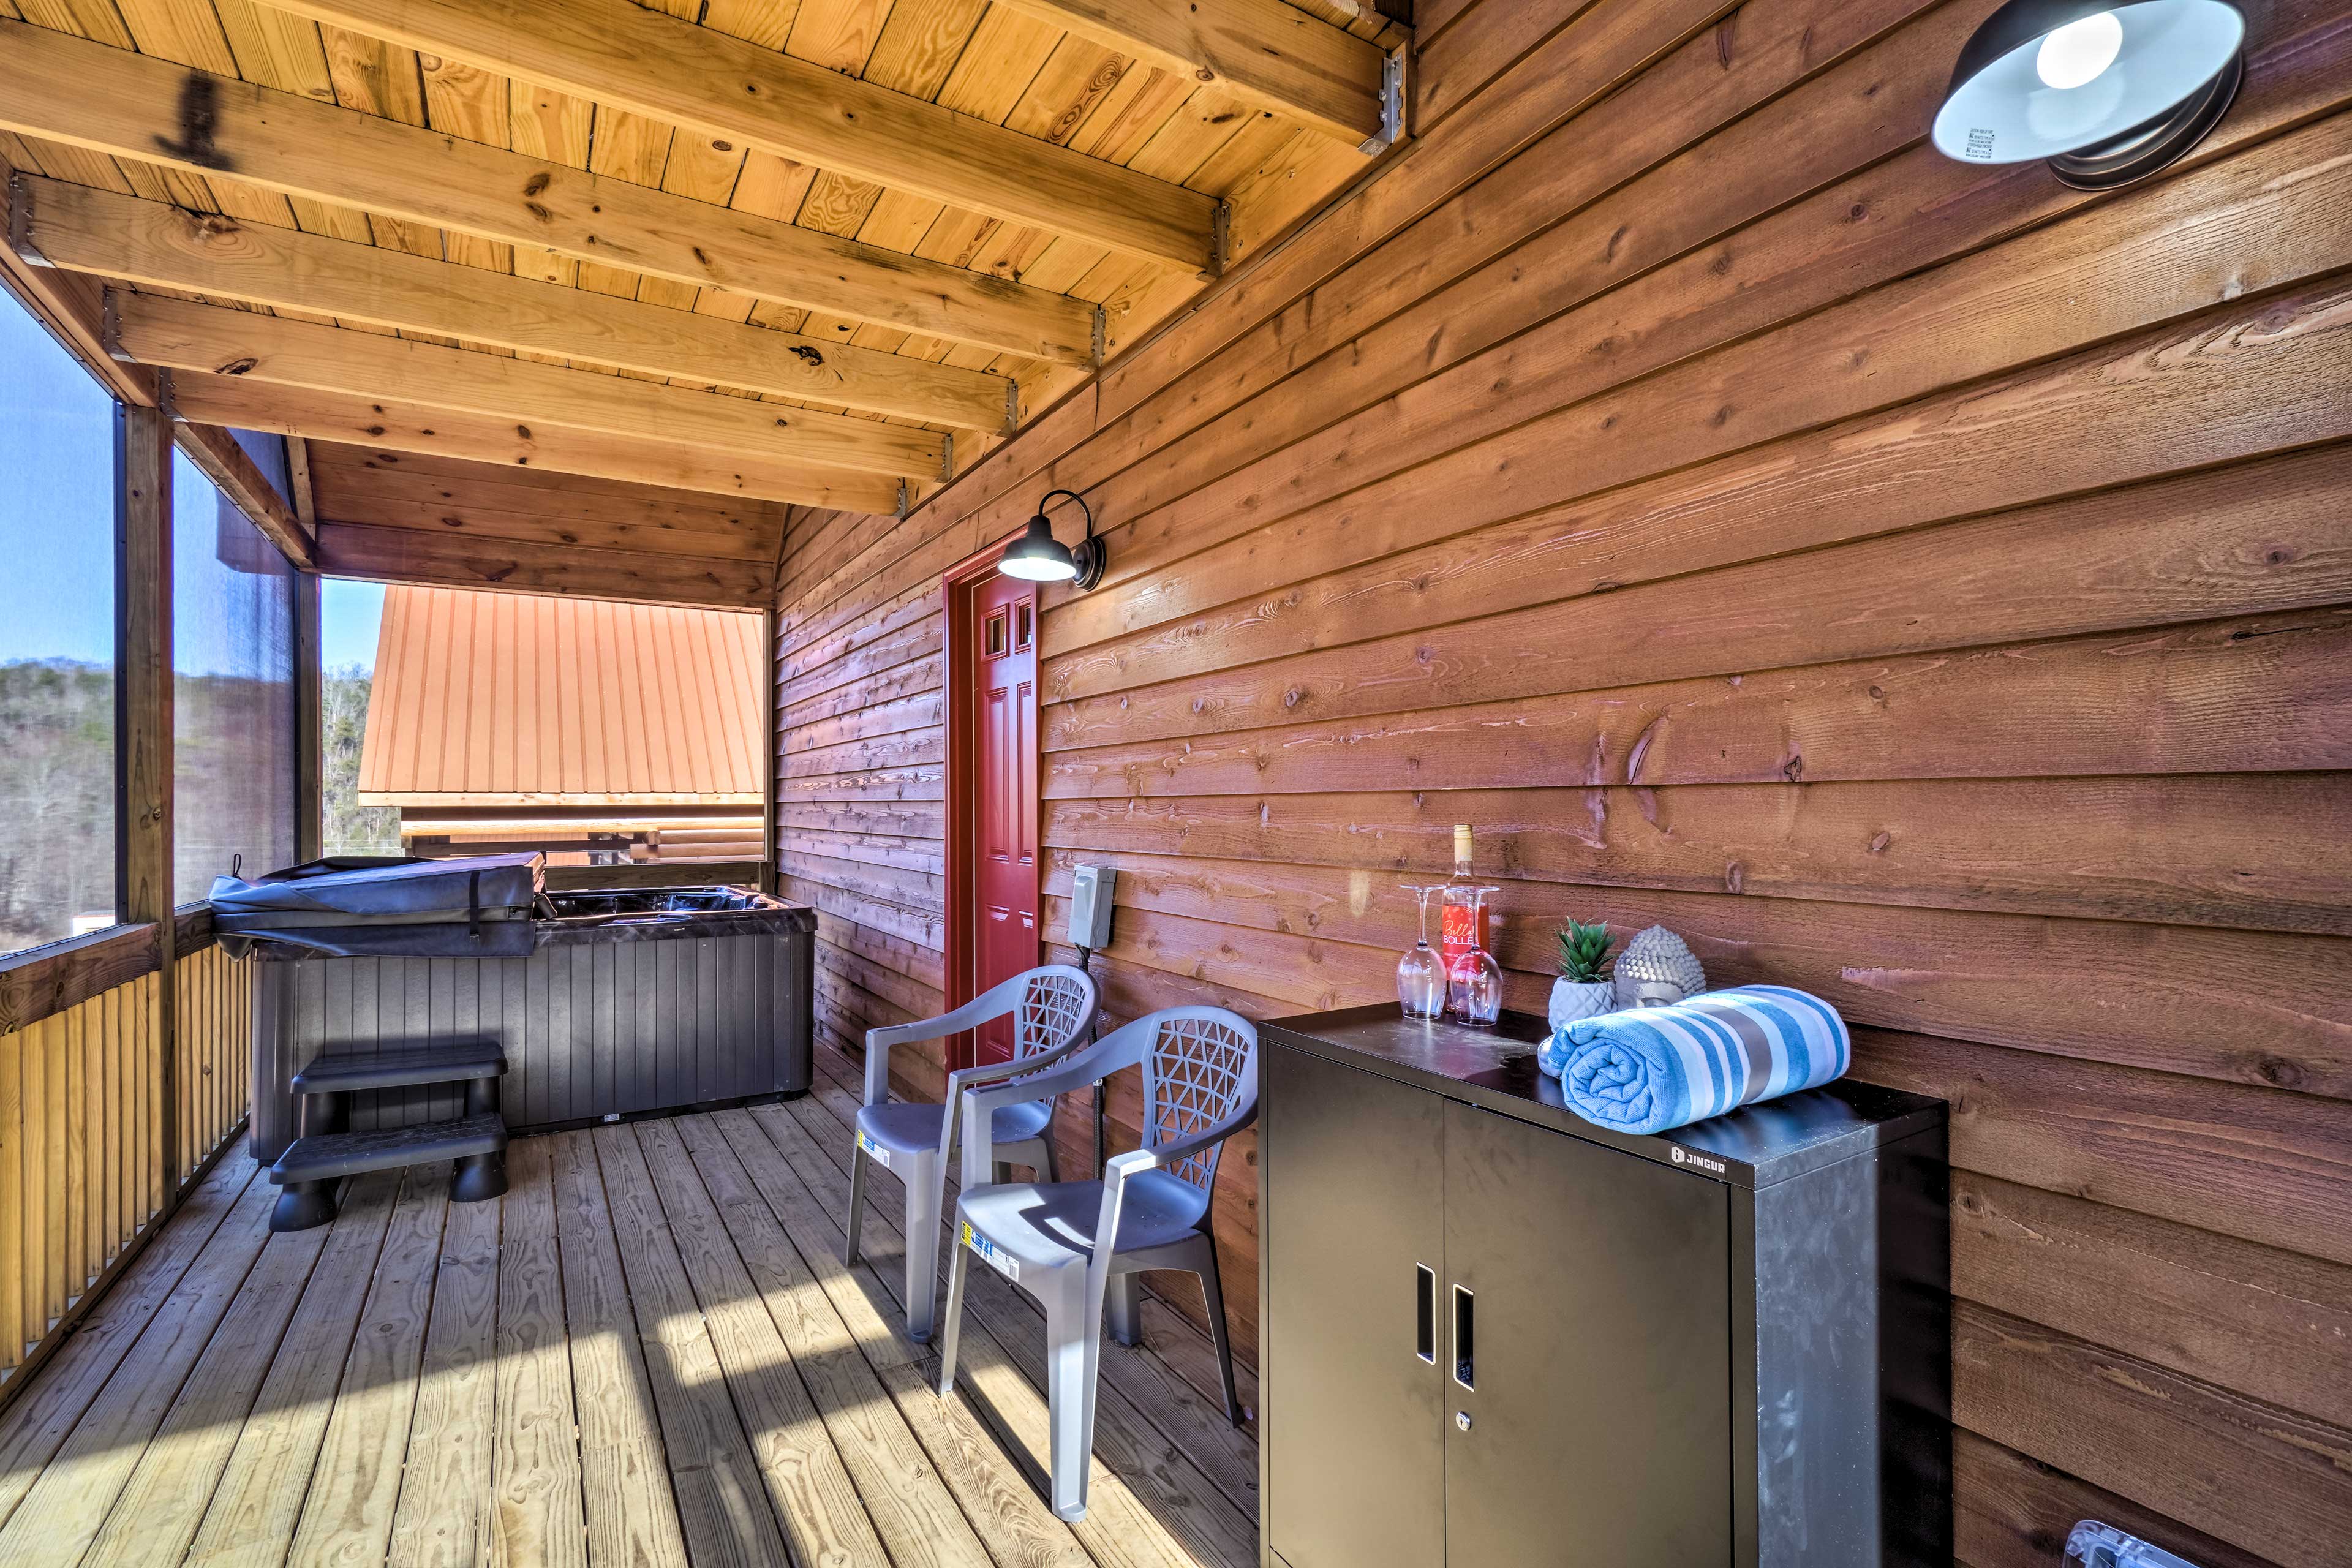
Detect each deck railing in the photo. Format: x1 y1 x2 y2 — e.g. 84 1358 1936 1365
0 913 252 1387
175 938 252 1177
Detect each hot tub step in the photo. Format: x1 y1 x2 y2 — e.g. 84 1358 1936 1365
292 1043 507 1094
271 1113 507 1183
269 1114 510 1231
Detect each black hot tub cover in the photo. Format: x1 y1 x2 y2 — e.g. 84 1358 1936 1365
209 853 547 958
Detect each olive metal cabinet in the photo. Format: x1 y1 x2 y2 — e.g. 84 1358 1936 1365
1257 1006 1951 1568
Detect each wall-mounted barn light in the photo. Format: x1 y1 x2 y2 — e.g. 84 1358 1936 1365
998 489 1105 589
1931 1 2244 189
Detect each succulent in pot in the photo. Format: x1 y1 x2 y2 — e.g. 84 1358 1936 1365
1548 919 1618 1031
1541 919 1619 1075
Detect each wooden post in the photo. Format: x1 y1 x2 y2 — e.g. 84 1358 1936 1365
294 571 322 862
116 404 176 1205
761 606 779 897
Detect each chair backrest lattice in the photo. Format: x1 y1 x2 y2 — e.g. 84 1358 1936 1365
1141 1011 1256 1196
1014 970 1091 1063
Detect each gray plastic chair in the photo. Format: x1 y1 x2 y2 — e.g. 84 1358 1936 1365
846 964 1099 1341
936 1005 1257 1521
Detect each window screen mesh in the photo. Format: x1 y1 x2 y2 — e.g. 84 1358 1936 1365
173 450 296 905
0 300 117 954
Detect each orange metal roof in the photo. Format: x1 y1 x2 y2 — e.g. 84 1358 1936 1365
357 585 765 806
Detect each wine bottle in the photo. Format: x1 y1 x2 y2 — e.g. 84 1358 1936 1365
1438 824 1490 978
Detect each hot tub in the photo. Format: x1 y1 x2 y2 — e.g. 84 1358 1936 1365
222 856 814 1164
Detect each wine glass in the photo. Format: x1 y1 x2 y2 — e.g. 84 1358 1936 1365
1447 888 1504 1026
1396 885 1447 1019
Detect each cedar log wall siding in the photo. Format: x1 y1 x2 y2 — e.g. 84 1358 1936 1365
771 0 2352 1562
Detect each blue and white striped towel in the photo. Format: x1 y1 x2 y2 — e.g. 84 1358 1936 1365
1552 986 1849 1136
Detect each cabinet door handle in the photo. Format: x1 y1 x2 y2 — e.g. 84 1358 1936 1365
1452 1284 1475 1390
1414 1265 1435 1363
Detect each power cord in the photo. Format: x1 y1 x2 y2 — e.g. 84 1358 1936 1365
1074 943 1106 1177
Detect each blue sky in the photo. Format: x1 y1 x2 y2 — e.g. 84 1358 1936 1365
1 301 118 665
4 293 390 675
323 578 386 671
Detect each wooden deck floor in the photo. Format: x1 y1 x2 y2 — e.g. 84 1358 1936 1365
0 1039 1261 1567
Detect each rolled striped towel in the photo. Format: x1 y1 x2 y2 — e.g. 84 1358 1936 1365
1553 986 1850 1136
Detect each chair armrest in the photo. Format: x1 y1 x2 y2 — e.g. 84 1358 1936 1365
959 1019 1156 1189
1107 1101 1259 1185
1084 1107 1256 1292
959 1051 1098 1124
862 990 1021 1106
934 1030 1098 1167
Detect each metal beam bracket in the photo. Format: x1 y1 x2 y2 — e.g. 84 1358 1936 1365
99 285 127 362
1004 375 1022 435
940 431 954 483
154 367 181 422
6 170 44 266
1090 304 1108 367
1360 48 1406 154
895 478 911 519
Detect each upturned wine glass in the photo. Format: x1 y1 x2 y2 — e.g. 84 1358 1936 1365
1396 885 1447 1019
1447 888 1504 1026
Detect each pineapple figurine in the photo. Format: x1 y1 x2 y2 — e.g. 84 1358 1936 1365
1547 919 1619 1032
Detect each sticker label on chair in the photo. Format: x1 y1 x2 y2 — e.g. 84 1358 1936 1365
856 1129 892 1169
960 1219 1018 1282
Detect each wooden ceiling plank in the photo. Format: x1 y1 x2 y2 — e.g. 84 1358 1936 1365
264 0 1221 270
18 174 1014 429
936 4 1061 121
316 21 445 260
505 77 592 287
989 0 1394 145
311 492 780 562
701 0 803 51
110 289 948 477
0 19 1099 363
786 0 894 75
860 0 988 100
1002 36 1130 143
166 374 907 514
309 438 781 510
314 519 772 608
416 51 519 275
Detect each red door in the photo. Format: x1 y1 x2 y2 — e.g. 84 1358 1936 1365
971 573 1038 1064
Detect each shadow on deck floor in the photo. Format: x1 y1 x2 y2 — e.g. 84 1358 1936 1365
0 1039 1260 1567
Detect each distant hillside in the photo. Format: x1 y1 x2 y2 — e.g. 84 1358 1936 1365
0 659 115 952
325 663 402 856
1 658 404 953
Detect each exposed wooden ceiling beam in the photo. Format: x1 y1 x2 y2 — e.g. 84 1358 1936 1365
166 375 908 516
108 291 948 481
15 175 1014 434
990 0 1398 146
265 0 1223 271
0 20 1099 364
314 521 772 609
285 437 318 534
178 422 316 570
1 207 315 565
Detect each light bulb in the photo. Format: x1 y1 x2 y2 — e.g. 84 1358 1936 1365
2036 10 2124 88
997 555 1073 581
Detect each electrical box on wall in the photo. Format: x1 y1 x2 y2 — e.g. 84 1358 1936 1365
1069 864 1115 950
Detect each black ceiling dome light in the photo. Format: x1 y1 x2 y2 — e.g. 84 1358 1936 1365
1931 0 2244 190
998 489 1105 589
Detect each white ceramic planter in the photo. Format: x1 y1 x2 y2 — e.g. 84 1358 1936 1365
1548 978 1615 1033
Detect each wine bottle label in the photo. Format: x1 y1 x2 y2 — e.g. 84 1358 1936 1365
1440 901 1488 970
